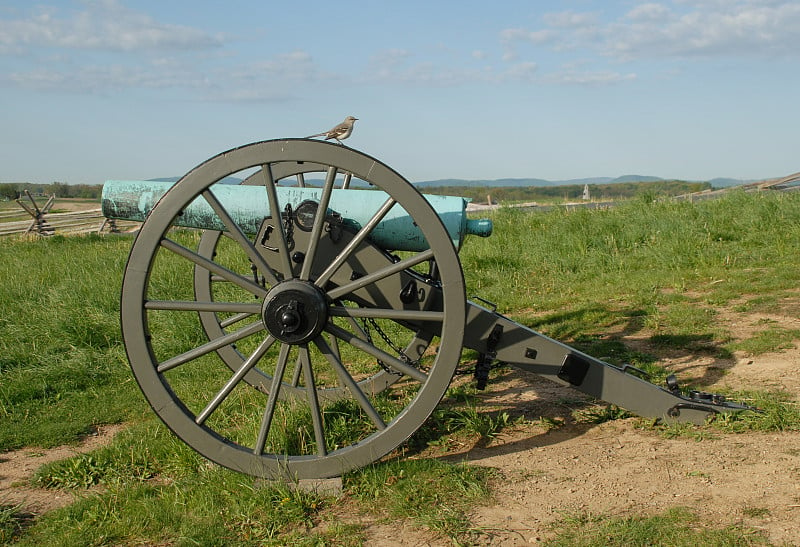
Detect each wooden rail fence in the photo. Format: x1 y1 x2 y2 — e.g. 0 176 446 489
0 207 139 237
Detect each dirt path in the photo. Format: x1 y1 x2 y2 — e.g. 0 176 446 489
0 425 124 513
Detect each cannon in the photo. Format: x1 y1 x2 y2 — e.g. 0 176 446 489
105 139 751 480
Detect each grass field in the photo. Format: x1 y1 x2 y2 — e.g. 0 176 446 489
2 190 800 545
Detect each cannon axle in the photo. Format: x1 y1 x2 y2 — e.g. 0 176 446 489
262 280 328 344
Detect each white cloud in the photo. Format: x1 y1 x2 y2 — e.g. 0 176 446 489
504 62 539 81
1 47 333 103
216 51 337 101
6 61 209 94
625 3 672 22
369 48 412 67
0 3 328 102
545 70 637 85
0 0 222 54
542 10 599 28
362 48 541 87
501 1 800 61
500 28 556 46
608 2 800 60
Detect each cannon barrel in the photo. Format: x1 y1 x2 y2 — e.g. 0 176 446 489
102 180 492 252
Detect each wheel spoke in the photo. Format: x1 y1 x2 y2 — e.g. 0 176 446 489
157 320 265 373
202 190 280 287
161 237 267 297
196 335 276 425
219 311 255 329
254 343 292 454
299 345 327 456
327 249 435 301
328 332 342 361
299 166 336 281
314 337 386 430
290 354 303 387
145 300 262 313
325 323 428 383
260 164 294 279
315 196 397 288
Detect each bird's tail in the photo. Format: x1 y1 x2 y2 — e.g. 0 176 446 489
305 133 325 138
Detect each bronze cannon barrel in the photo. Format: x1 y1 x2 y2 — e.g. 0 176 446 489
102 180 492 252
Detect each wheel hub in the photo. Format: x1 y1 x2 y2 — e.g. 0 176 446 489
262 280 328 344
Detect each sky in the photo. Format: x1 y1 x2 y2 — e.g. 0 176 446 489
1 0 798 185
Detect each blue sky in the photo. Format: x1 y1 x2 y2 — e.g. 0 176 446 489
1 0 798 185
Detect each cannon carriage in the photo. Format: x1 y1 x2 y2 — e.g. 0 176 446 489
103 139 750 480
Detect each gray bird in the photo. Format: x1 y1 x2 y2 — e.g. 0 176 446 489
306 116 358 144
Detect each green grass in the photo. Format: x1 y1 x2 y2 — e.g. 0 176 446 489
463 191 800 318
647 389 800 441
0 504 28 544
15 468 337 546
32 420 206 488
23 421 493 546
24 396 497 545
347 458 493 542
3 190 800 544
0 235 146 450
545 507 767 546
727 325 800 355
463 191 800 373
711 390 800 433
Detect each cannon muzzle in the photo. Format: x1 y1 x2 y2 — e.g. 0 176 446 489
102 180 492 252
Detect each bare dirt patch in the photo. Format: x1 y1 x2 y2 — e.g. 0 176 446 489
442 324 800 545
459 373 799 545
0 424 124 513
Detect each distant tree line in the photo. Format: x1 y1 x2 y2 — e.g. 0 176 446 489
0 182 103 200
421 180 712 204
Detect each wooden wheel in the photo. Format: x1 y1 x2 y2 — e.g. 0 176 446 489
120 139 466 479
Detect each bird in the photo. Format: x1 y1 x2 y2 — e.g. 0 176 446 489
306 116 358 144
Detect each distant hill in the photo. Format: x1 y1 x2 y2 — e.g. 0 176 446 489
414 175 664 188
414 178 550 188
609 175 663 183
708 177 752 188
559 177 615 185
